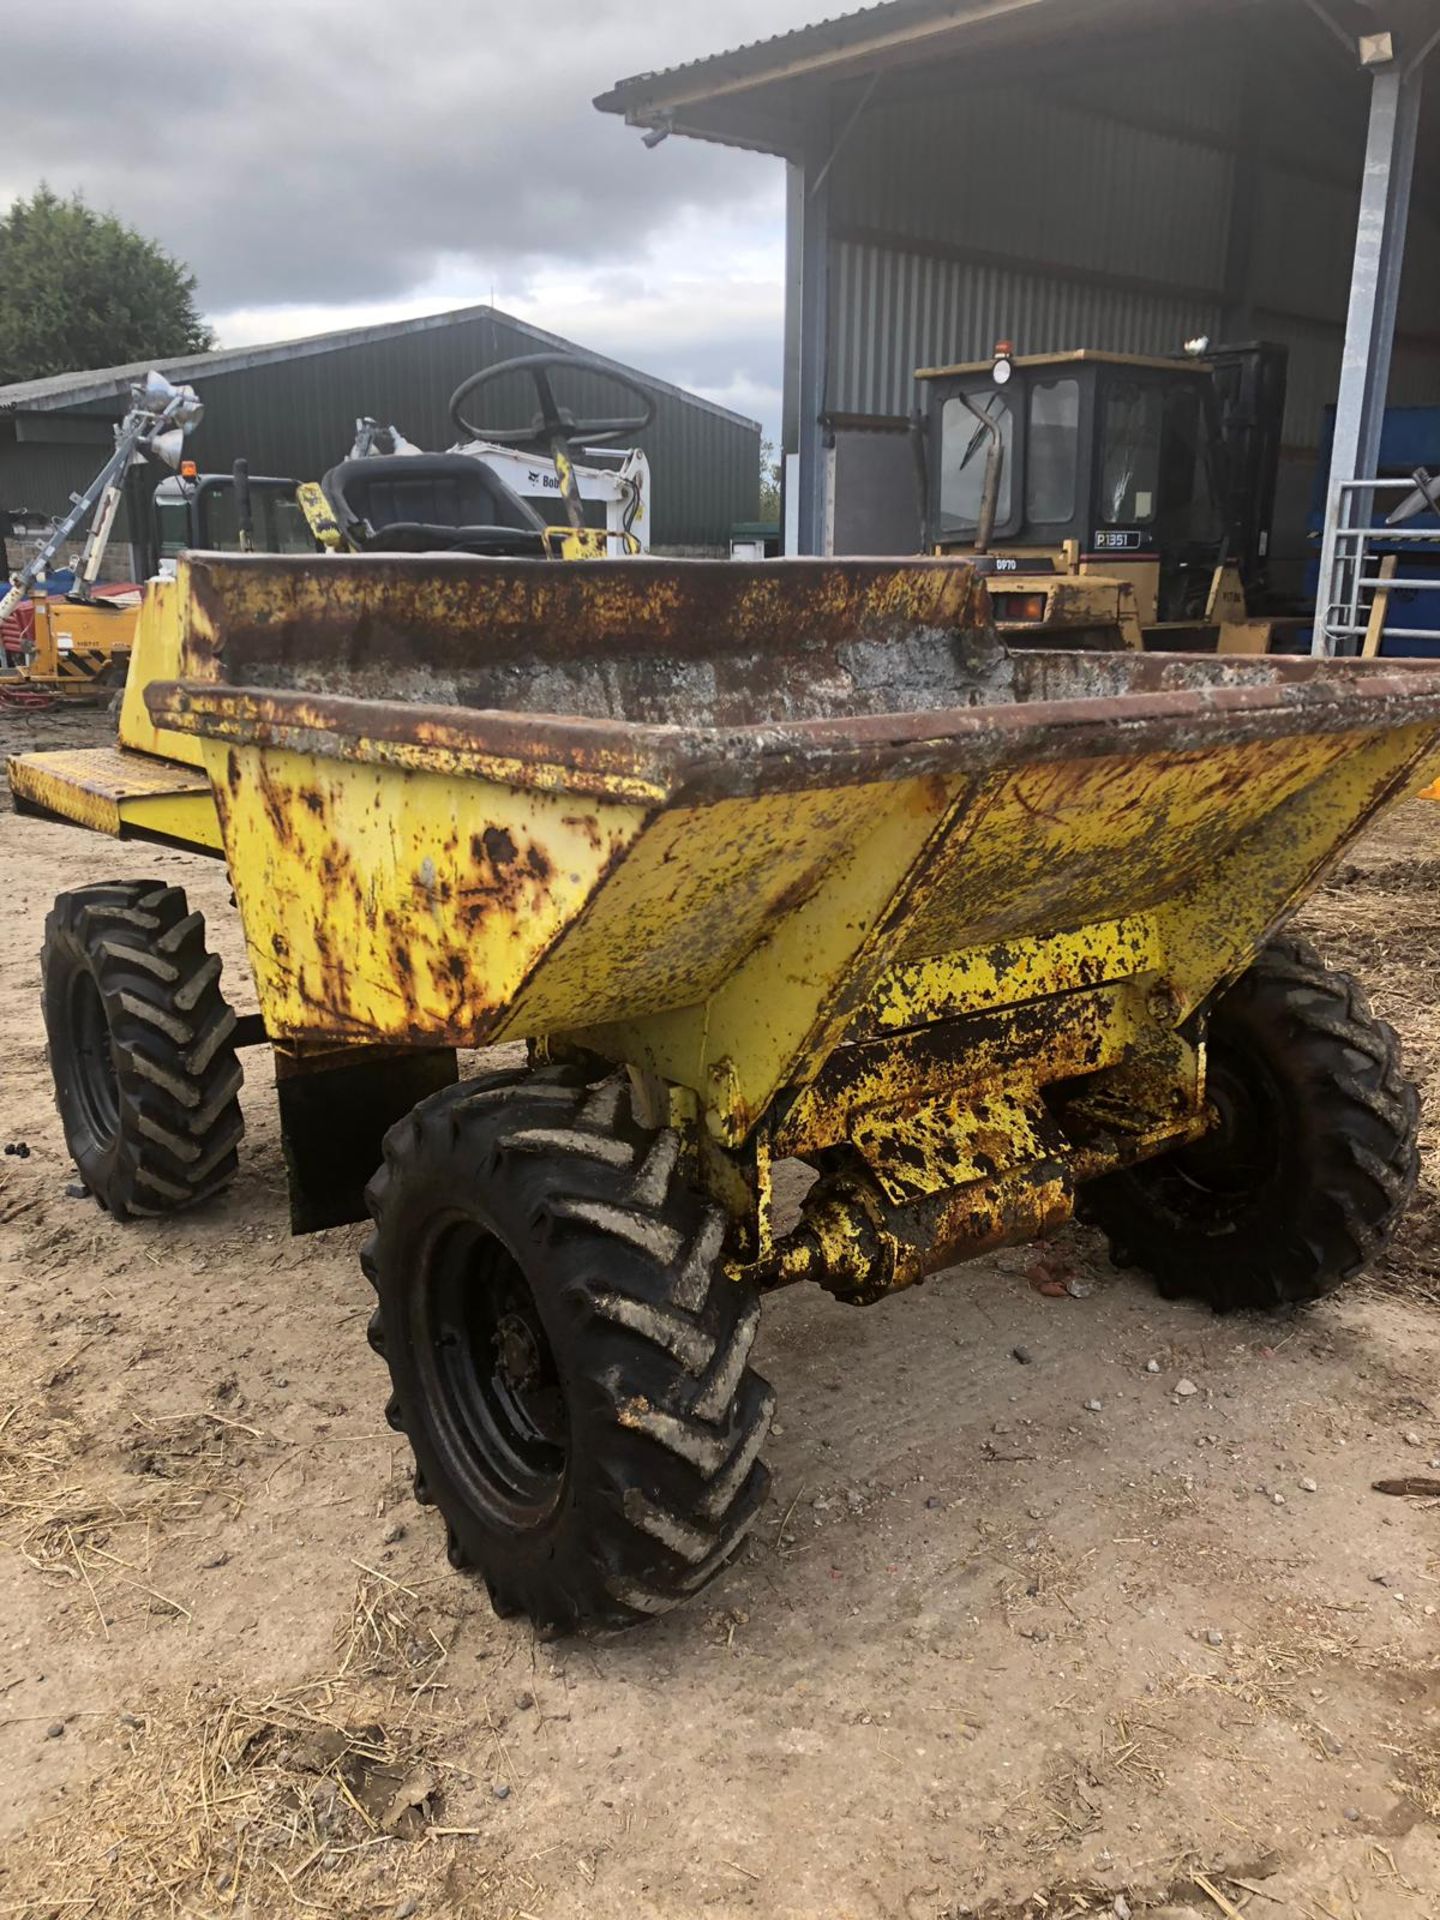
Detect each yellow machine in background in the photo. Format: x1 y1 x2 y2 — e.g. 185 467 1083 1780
322 353 657 562
3 586 140 697
1 371 205 700
913 341 1293 653
2 351 654 710
6 577 220 843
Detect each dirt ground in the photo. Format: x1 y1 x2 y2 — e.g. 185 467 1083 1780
2 703 1439 1920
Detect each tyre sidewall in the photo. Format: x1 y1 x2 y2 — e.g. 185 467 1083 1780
41 884 244 1222
371 1122 676 1617
1172 974 1313 1245
1144 970 1400 1250
42 909 135 1213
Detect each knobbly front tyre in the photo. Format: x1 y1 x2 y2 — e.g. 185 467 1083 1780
362 1066 774 1632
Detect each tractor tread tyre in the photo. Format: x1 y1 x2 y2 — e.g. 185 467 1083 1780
362 1068 774 1634
1083 935 1418 1313
41 882 244 1221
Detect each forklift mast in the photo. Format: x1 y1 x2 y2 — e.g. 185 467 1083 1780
1206 342 1288 604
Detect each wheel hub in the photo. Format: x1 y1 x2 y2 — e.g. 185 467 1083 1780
419 1220 569 1529
494 1311 543 1392
1183 1056 1274 1194
69 969 120 1145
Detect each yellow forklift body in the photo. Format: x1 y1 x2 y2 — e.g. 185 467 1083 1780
917 346 1285 654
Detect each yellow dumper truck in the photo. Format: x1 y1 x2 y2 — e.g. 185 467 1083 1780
8 549 1439 1632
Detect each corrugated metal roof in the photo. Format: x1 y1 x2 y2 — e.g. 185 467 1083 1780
601 2 930 103
598 0 1391 118
0 302 759 434
596 0 1154 123
599 2 976 112
595 0 1234 160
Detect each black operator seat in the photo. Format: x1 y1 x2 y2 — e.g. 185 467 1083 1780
321 454 550 557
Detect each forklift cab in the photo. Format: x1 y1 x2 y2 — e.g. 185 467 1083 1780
917 345 1286 646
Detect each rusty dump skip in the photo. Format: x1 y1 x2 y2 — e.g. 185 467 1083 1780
155 553 1440 802
143 553 1440 1101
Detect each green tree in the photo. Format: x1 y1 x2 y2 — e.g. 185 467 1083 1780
0 187 214 386
759 437 782 523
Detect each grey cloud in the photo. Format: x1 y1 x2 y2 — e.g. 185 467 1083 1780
563 311 785 401
6 0 818 310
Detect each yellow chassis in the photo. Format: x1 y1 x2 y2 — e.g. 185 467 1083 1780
951 546 1282 656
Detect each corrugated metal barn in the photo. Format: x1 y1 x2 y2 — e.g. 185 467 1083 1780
0 304 760 561
599 0 1440 592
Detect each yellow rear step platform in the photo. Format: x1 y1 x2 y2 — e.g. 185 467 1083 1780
7 746 222 852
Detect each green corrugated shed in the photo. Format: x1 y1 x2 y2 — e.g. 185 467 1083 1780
0 304 761 557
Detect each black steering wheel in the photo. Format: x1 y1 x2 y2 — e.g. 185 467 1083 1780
449 353 656 451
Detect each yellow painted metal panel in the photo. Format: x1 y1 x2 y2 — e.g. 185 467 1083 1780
7 746 215 844
120 791 226 852
566 773 981 1143
202 740 650 1045
157 683 674 805
1154 723 1438 1013
509 780 940 1036
118 580 206 768
564 728 1433 1148
9 753 125 835
865 916 1164 1032
893 733 1358 963
853 1088 1058 1200
1078 557 1159 628
776 981 1153 1157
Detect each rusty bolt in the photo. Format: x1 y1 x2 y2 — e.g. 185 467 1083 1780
1147 984 1183 1028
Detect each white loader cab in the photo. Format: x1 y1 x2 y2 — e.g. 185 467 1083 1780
447 437 651 554
349 376 652 560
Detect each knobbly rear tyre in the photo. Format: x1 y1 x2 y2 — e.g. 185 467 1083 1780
41 882 244 1220
1083 935 1418 1311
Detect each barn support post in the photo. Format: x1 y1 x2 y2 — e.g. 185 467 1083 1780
796 132 833 558
1316 38 1424 653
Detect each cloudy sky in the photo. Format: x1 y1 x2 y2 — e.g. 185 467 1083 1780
3 2 839 441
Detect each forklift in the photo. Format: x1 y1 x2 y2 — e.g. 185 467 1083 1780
912 340 1289 652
